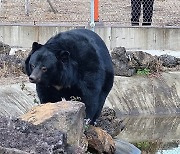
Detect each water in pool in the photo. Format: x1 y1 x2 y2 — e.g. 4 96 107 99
117 115 180 154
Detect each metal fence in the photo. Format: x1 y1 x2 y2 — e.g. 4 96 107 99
0 0 180 27
99 0 180 27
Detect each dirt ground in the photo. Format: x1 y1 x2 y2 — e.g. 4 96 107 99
0 0 179 27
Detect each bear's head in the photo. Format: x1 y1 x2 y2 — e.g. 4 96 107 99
25 42 72 87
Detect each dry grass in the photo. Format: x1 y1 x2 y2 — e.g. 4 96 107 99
0 61 22 77
0 49 29 78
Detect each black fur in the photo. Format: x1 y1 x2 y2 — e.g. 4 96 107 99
25 29 114 124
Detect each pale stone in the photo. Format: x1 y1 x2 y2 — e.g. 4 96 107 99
21 101 85 146
0 146 29 154
114 139 141 154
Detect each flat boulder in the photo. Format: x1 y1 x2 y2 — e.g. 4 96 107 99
21 101 86 147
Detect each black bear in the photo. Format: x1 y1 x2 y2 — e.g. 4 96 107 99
25 29 114 124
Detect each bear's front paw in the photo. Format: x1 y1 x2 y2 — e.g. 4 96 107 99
84 118 91 125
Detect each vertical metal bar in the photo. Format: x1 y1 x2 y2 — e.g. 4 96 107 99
90 0 95 31
94 0 99 22
47 0 57 14
25 0 29 16
0 0 2 11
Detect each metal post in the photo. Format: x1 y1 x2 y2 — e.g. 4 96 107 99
90 0 95 31
94 0 99 22
0 1 2 10
25 0 30 16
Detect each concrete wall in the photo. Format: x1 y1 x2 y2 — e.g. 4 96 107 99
1 72 180 117
0 25 180 51
106 72 180 116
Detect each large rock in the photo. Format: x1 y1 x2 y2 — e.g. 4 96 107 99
127 50 161 72
21 101 86 147
0 116 67 154
158 54 179 68
0 41 11 54
85 126 116 154
111 47 165 76
111 47 136 77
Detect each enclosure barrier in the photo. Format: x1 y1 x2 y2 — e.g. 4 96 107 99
0 0 179 27
0 25 179 52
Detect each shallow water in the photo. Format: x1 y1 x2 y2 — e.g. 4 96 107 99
117 115 180 154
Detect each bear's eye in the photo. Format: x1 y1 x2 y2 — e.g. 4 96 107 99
42 67 47 72
31 64 35 69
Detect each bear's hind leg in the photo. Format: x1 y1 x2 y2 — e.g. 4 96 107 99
91 92 108 124
82 91 101 125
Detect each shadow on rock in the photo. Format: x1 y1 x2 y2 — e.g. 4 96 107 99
96 107 124 138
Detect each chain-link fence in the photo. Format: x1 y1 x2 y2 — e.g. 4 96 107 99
99 0 180 27
0 0 179 27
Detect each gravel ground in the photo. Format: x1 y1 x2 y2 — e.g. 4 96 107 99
0 0 179 27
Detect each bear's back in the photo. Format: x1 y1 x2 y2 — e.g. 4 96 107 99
45 29 113 72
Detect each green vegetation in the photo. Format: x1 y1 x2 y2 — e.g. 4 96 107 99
134 141 151 150
136 68 150 75
133 141 161 154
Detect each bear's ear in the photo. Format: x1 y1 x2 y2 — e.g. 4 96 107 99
58 51 70 63
32 42 42 51
23 42 43 76
23 42 42 76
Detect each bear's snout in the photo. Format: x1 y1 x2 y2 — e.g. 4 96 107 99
29 75 40 83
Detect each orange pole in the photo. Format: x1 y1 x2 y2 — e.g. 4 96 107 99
94 0 99 22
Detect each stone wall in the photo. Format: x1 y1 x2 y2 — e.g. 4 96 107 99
106 72 180 115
